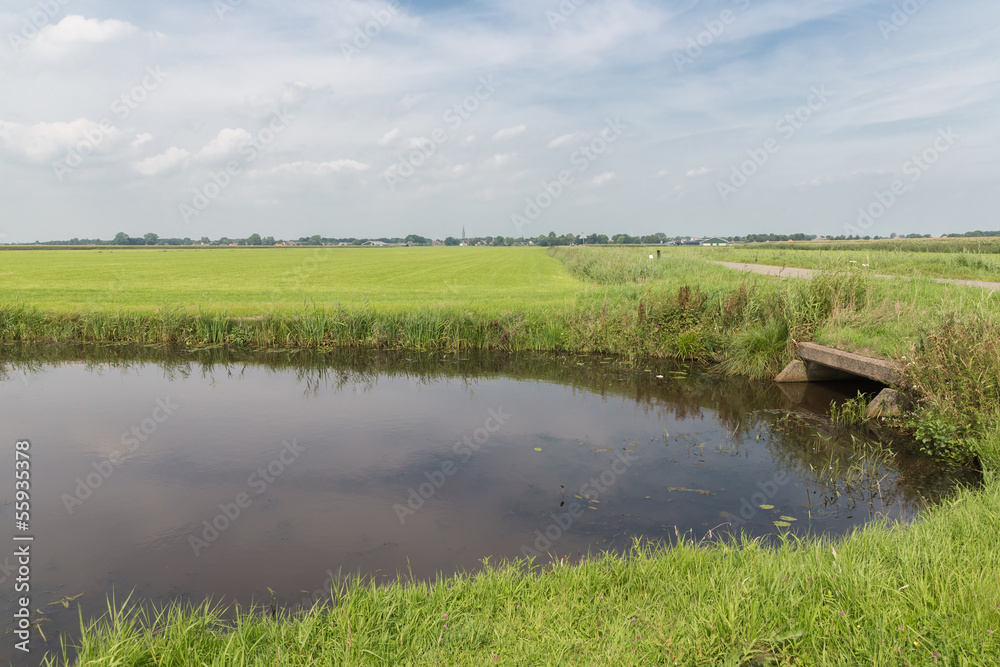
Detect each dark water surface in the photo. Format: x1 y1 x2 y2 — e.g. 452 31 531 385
0 347 978 663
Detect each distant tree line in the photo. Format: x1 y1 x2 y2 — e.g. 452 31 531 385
13 229 999 247
943 230 1000 238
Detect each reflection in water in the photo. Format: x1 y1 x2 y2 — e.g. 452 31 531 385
0 345 979 662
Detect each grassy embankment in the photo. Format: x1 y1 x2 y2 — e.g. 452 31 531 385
2 245 998 665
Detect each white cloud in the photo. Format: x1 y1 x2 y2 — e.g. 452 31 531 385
27 15 141 59
196 128 252 161
492 124 526 141
131 133 153 148
685 167 712 177
654 169 669 178
132 147 189 176
484 152 516 168
591 171 616 186
548 132 588 149
268 160 370 176
0 118 112 162
377 128 400 146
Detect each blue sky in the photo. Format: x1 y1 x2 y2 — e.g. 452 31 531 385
0 0 997 242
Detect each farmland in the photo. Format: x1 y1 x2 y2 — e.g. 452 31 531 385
3 241 999 666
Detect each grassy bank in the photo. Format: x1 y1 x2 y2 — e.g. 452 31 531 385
2 246 995 360
5 245 999 665
47 446 1000 666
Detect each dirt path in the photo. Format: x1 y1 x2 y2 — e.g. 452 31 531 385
710 261 1000 292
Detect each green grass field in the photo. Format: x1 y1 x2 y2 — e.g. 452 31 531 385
4 242 1000 665
0 247 581 313
690 239 1000 282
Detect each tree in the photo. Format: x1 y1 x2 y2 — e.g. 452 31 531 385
444 236 459 246
113 232 129 245
200 237 210 245
248 233 262 246
143 233 159 245
307 235 322 246
263 236 275 246
492 236 505 246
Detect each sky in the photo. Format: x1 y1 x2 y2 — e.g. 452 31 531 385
0 0 997 243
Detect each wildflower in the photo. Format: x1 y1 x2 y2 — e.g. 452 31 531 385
444 614 448 619
516 605 520 609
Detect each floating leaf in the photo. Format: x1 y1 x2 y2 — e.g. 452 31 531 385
780 516 798 522
773 521 792 527
533 447 542 452
759 504 775 510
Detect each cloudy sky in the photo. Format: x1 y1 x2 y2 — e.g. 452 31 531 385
0 0 997 243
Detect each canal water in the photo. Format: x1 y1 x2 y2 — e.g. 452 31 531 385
0 347 977 663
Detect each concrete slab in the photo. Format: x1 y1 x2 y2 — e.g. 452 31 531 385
796 342 902 385
775 359 854 383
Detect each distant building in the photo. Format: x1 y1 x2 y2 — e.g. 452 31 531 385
700 237 730 246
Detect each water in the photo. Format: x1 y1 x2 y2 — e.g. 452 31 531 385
0 347 978 663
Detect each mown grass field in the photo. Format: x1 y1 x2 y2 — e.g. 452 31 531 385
0 246 581 313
